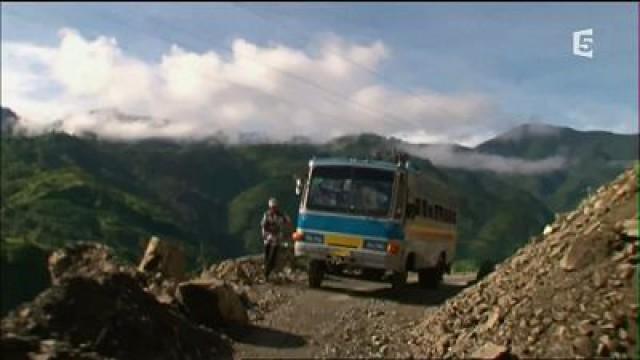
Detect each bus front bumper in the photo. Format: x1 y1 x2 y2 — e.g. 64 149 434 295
294 242 402 271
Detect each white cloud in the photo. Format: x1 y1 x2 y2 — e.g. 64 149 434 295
402 144 567 175
1 28 509 143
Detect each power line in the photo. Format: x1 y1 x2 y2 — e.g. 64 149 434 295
232 3 381 75
232 3 442 116
92 8 350 130
4 7 348 137
127 7 416 130
8 6 420 135
1 8 135 54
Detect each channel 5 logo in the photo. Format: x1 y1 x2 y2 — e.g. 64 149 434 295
573 28 594 58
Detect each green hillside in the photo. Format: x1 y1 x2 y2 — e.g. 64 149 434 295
475 124 638 212
4 123 633 314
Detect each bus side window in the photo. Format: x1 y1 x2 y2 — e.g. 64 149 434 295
395 173 406 219
425 201 430 218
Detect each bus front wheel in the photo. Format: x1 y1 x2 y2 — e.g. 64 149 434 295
308 260 325 288
390 270 407 289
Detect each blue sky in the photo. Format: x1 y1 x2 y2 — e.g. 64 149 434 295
1 2 637 145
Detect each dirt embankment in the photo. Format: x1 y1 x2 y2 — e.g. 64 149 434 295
408 166 638 359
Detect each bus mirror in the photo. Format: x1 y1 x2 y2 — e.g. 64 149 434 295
295 178 303 196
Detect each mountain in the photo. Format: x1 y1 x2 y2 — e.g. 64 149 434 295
398 123 637 213
475 123 638 211
1 108 634 314
476 123 632 159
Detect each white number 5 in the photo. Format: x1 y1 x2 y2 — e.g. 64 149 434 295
573 29 594 58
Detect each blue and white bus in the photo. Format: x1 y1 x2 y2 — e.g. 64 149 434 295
292 157 457 289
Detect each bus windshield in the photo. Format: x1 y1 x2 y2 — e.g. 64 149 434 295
306 165 395 217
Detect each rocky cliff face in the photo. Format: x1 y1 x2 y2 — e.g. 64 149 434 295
408 166 638 359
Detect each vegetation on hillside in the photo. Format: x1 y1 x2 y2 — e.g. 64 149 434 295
1 121 636 314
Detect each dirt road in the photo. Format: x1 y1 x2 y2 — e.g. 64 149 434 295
230 273 475 359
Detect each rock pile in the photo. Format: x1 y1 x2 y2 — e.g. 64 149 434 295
138 236 186 281
2 238 309 359
1 272 232 360
200 245 305 286
47 242 130 285
2 243 236 360
197 247 307 322
409 166 638 359
176 278 249 327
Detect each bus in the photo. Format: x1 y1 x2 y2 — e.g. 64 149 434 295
292 156 457 289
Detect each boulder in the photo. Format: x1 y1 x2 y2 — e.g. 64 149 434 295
572 336 594 358
543 225 554 236
621 219 638 238
560 236 607 271
176 279 249 327
470 342 510 360
138 236 186 280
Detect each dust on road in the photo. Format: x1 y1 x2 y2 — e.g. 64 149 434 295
231 273 475 359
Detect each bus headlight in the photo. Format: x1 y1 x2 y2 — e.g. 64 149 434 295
292 231 304 242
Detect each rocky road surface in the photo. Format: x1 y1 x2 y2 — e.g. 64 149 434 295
231 272 476 359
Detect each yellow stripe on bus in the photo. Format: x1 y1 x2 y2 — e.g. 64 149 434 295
405 225 456 241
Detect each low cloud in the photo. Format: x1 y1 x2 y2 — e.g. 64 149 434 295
2 28 510 145
494 123 564 142
403 144 567 174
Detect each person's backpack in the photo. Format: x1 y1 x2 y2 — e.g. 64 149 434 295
263 210 284 234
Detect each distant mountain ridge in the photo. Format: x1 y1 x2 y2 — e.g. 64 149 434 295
2 106 636 213
473 123 637 211
1 106 636 314
395 121 637 212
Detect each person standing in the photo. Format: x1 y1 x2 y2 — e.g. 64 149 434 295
260 197 291 280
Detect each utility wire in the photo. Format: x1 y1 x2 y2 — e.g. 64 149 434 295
7 6 420 136
93 8 351 133
1 8 135 54
4 7 348 139
128 7 416 130
232 3 440 114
